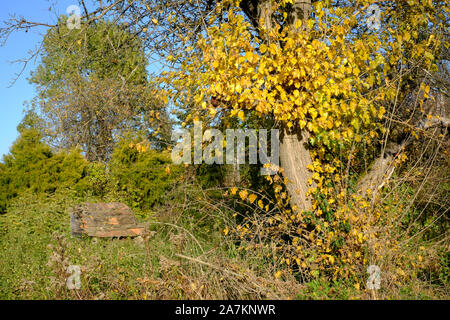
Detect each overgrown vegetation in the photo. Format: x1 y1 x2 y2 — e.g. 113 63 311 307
0 0 448 300
1 184 446 299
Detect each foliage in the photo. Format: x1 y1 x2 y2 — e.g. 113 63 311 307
0 186 304 300
29 18 169 161
108 136 183 209
0 0 448 300
0 127 88 213
164 0 448 285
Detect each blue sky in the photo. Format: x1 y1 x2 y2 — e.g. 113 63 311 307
0 0 78 158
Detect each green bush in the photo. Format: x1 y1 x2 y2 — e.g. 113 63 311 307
109 137 182 209
0 129 89 213
85 161 110 198
0 127 185 213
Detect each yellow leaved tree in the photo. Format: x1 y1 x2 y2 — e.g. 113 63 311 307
164 0 448 282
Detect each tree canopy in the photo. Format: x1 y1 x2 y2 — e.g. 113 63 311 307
29 17 169 161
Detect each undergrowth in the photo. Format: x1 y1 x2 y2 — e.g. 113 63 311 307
0 183 447 300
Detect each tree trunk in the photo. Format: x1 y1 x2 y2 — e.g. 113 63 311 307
251 0 314 211
357 113 450 200
278 0 314 211
280 127 314 210
357 154 396 200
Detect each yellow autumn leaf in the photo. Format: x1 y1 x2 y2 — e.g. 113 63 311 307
299 120 307 129
239 189 248 201
329 255 335 264
259 43 267 53
248 194 257 204
258 200 264 209
238 110 245 121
